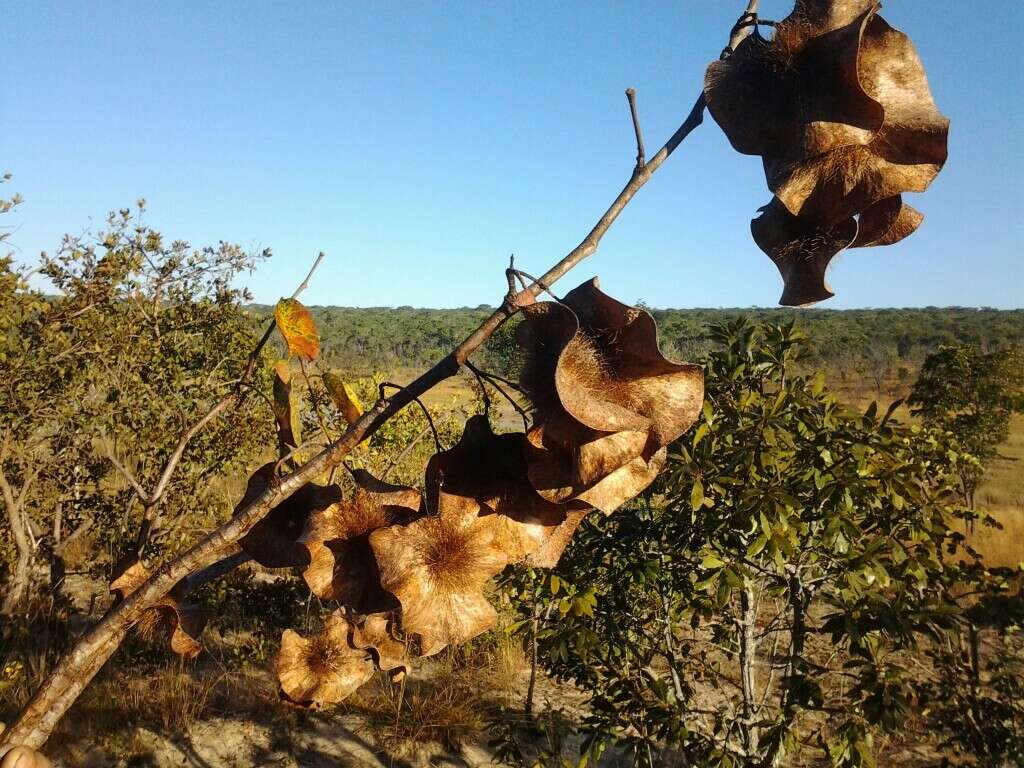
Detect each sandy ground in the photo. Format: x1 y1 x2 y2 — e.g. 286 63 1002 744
56 716 495 768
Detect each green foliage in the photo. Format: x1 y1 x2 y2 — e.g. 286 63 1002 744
256 304 1024 383
496 320 1012 767
909 344 1024 506
0 203 274 595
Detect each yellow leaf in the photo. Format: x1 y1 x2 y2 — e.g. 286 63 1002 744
323 372 363 425
275 298 320 361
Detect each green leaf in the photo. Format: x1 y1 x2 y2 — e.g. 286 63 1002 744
747 533 769 558
701 553 725 570
693 422 709 447
690 479 705 511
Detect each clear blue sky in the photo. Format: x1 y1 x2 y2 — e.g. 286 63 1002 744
3 1 1022 309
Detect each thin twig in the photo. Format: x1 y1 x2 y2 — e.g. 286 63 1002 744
466 363 491 414
625 88 645 169
465 362 530 431
106 453 151 503
290 251 326 300
380 424 434 481
511 269 563 304
300 358 335 444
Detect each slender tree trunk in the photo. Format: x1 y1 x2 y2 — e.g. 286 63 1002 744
1 470 34 617
967 621 982 725
525 601 539 716
739 582 760 756
763 575 807 768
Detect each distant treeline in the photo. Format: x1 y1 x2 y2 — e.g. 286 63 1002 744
251 305 1024 377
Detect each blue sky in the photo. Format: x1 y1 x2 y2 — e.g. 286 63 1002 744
3 1 1021 309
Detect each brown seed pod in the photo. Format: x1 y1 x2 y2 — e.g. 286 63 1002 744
351 613 411 682
299 469 421 613
0 745 52 768
424 415 577 563
276 612 373 708
369 498 508 656
704 1 948 305
234 463 342 569
109 558 206 659
517 279 703 513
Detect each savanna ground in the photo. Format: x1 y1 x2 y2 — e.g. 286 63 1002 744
3 363 1022 768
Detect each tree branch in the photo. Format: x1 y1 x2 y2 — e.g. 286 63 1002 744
1 3 761 751
625 88 645 170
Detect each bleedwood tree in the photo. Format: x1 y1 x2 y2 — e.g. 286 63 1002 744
2 0 983 763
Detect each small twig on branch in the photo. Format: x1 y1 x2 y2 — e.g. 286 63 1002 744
178 548 252 596
504 254 519 308
106 452 152 504
625 88 645 170
290 252 326 300
511 269 562 304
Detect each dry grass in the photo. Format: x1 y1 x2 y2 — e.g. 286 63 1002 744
969 413 1024 569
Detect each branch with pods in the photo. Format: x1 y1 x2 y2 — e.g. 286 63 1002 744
2 0 952 754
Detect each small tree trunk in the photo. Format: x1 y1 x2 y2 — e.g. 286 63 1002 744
2 547 32 616
1 473 34 616
967 621 982 725
525 597 541 715
739 582 760 756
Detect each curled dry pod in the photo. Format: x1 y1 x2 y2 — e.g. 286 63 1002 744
110 558 206 659
424 415 579 563
704 0 948 305
518 278 703 514
299 468 422 614
277 611 373 708
0 746 53 768
369 495 508 657
234 462 342 569
352 613 411 682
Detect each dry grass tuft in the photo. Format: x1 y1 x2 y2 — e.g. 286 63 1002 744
349 664 493 755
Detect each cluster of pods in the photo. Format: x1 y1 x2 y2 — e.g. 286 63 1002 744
109 279 705 708
704 0 949 306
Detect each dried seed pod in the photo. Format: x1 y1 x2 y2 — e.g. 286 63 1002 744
525 507 593 569
352 613 411 682
277 612 373 708
369 499 508 656
517 279 703 513
424 415 575 562
300 469 421 613
109 558 206 659
0 746 52 768
234 462 342 569
704 1 948 305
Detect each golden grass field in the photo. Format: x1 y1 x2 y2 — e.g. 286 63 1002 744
969 413 1024 569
